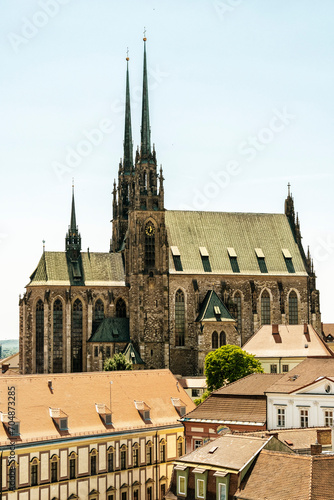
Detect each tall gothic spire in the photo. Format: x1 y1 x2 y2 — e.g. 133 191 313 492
123 51 133 173
66 182 81 262
70 183 77 233
140 33 151 158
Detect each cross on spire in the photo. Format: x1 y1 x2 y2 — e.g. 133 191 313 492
287 182 291 197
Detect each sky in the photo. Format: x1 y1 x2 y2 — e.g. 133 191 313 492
1 0 334 339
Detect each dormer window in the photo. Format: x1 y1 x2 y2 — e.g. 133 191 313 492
255 248 268 273
49 407 68 431
171 246 183 271
1 413 20 437
171 398 187 417
199 247 212 272
95 403 112 425
134 401 151 421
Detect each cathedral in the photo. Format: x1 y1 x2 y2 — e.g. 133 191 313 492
19 38 321 376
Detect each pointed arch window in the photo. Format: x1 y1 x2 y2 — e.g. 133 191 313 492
220 331 226 346
234 292 242 332
145 222 155 268
36 299 44 374
71 299 83 372
175 289 185 347
116 298 126 318
93 299 104 333
261 290 271 325
212 331 218 349
289 291 298 325
53 299 63 373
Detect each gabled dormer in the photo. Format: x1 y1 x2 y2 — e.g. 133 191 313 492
134 400 151 421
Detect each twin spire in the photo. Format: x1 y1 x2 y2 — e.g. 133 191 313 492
123 35 152 170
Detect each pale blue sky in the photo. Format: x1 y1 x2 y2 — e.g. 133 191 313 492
1 0 334 338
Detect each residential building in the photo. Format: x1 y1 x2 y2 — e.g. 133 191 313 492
166 433 291 500
19 38 321 377
234 448 334 500
181 373 282 450
0 369 194 500
242 323 333 374
177 377 207 402
266 357 334 430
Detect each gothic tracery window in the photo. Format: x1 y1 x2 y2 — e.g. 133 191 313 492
71 299 83 372
261 290 271 325
220 331 226 346
145 222 155 268
234 292 242 332
36 299 44 374
53 299 63 373
116 298 126 318
175 289 185 347
93 299 104 333
289 290 298 324
212 331 218 349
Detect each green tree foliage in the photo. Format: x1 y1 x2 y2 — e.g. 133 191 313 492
103 352 132 371
205 345 263 392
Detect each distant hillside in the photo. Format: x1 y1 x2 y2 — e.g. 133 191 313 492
0 339 19 358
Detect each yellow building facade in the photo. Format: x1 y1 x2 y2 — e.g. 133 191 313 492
0 370 194 500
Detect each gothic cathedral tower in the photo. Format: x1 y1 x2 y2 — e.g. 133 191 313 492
112 37 169 369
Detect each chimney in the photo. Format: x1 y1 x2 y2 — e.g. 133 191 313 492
272 324 279 335
310 443 322 456
317 428 331 446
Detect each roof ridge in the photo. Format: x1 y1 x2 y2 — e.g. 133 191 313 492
308 455 313 500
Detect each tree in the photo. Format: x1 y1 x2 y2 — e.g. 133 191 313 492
204 345 263 392
103 352 132 371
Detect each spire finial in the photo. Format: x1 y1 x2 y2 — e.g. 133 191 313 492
143 26 147 41
126 47 129 61
43 240 45 253
287 182 291 197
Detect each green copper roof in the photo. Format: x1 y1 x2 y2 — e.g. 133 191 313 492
88 318 129 343
196 290 235 322
165 211 308 276
28 252 125 286
123 342 145 365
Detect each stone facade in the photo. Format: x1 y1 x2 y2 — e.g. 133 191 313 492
19 40 321 377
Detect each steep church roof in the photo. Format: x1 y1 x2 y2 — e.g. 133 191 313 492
166 211 308 275
28 251 125 286
196 290 235 322
88 318 130 343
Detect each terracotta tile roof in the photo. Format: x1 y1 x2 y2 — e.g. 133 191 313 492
28 251 125 286
235 449 334 500
322 323 334 338
178 434 270 471
243 324 333 358
0 369 195 445
165 211 307 275
236 427 332 451
214 373 283 396
184 394 267 424
265 357 334 394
